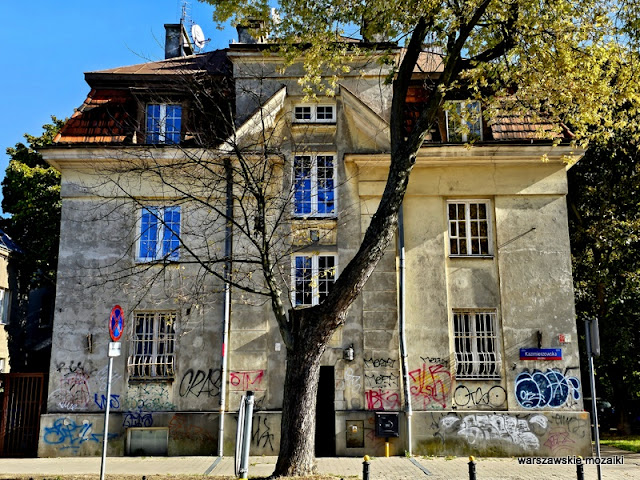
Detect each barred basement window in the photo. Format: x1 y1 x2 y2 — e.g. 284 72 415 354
128 312 176 379
453 311 501 380
447 200 492 256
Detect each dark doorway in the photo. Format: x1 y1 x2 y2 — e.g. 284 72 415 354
315 366 336 457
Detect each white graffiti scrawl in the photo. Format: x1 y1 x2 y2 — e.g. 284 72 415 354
438 413 548 450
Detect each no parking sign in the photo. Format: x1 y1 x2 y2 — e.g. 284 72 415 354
109 305 124 341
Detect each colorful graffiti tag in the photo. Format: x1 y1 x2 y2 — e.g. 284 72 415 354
515 369 581 409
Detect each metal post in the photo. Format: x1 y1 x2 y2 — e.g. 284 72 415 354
585 319 602 480
576 456 584 480
239 392 254 479
363 455 370 480
468 456 477 480
100 342 120 480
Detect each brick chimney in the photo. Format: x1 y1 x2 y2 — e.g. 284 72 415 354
165 23 194 59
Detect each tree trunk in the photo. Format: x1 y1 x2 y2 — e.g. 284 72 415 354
273 312 329 477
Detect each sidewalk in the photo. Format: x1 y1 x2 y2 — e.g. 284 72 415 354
0 447 638 479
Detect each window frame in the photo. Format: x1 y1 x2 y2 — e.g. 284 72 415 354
137 205 182 262
293 104 336 124
0 289 9 325
445 100 482 143
291 253 338 307
127 311 176 380
447 199 493 257
145 103 182 144
293 153 337 218
452 309 501 380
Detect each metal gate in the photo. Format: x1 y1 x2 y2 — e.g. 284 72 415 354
0 373 46 457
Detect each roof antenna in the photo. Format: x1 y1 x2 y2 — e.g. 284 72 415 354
181 0 209 52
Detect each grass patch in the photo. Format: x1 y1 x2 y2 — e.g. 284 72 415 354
600 435 640 453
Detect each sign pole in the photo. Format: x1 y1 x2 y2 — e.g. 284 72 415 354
101 306 125 480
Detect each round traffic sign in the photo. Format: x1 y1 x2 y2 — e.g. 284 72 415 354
109 305 125 342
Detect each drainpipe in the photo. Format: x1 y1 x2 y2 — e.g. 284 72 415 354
218 158 234 456
397 204 413 455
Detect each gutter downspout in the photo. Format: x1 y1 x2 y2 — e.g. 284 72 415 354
218 157 234 456
397 204 412 455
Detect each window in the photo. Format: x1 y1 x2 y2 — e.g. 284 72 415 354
445 101 482 142
293 104 335 123
128 311 176 379
0 289 9 325
293 254 337 306
146 104 182 144
447 200 492 256
294 154 336 217
453 310 501 380
138 206 181 261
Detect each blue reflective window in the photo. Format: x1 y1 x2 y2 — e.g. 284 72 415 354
146 104 182 144
293 154 336 217
139 206 181 261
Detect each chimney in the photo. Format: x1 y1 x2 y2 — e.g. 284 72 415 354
236 19 266 44
165 23 194 59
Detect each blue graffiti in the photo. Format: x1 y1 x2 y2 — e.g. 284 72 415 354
123 410 153 428
43 417 116 450
94 393 120 410
515 369 581 409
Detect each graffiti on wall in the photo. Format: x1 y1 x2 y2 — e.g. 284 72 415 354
364 372 400 389
42 417 117 450
169 415 215 443
123 410 153 428
252 415 276 451
179 368 221 398
437 413 549 450
123 383 175 411
344 368 362 392
51 361 123 411
453 385 506 409
409 362 451 409
515 369 581 409
229 370 265 391
94 394 120 410
364 357 396 368
365 389 401 411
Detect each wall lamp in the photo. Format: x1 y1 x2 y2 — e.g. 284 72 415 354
344 344 354 362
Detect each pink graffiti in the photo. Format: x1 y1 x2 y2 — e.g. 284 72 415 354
61 371 91 408
544 428 576 453
365 389 400 411
229 370 265 391
409 363 451 408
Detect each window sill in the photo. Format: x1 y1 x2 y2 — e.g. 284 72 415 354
456 376 501 381
291 123 337 133
128 377 174 384
449 255 494 259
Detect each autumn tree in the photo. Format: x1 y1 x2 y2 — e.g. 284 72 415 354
188 1 640 475
568 133 640 433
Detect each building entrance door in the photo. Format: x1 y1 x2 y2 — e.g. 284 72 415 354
315 366 336 457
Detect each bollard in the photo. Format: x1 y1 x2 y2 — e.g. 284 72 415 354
363 455 370 480
468 456 477 480
576 456 584 480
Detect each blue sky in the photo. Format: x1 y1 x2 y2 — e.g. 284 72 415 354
0 1 235 214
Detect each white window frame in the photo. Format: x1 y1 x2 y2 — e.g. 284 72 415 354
447 200 493 257
293 104 335 123
291 254 338 306
445 100 482 142
127 311 176 379
137 206 181 262
453 310 501 380
145 103 182 144
0 289 9 325
293 154 337 218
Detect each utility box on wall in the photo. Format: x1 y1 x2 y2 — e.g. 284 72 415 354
374 412 399 437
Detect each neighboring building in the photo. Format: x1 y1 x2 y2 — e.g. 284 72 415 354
0 229 21 373
38 25 590 458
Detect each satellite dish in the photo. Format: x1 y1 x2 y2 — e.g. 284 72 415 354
191 24 206 49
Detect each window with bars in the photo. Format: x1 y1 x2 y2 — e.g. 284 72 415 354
294 154 336 217
146 104 182 144
447 200 492 256
293 104 335 123
128 311 176 379
445 101 482 143
293 254 337 306
138 206 181 261
453 311 501 380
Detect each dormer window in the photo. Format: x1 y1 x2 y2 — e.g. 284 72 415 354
445 101 482 143
146 104 182 144
293 104 335 123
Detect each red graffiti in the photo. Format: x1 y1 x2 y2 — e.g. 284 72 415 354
544 428 576 452
365 389 400 411
409 363 451 408
229 370 265 391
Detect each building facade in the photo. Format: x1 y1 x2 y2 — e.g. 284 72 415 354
38 27 590 458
